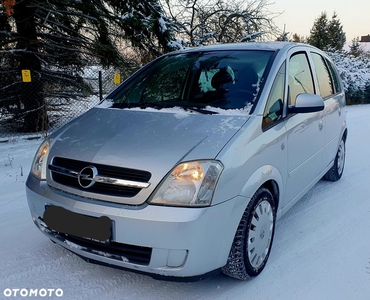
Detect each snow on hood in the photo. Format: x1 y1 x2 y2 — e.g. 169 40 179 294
96 99 253 116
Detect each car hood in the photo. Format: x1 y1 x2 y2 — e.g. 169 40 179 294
48 107 249 204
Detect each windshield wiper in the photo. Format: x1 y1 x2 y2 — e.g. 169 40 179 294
183 107 218 114
110 102 218 114
158 101 219 114
111 102 170 109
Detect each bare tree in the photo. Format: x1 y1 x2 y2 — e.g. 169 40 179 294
162 0 280 47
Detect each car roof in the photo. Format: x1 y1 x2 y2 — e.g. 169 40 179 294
177 42 304 54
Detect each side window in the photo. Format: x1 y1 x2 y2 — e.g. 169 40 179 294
288 53 315 106
263 62 285 129
311 53 333 98
325 58 341 93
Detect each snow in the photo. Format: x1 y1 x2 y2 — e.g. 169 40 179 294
1 104 370 299
121 12 133 20
327 50 370 93
96 99 114 108
205 104 253 115
167 39 184 50
158 16 168 33
96 100 253 116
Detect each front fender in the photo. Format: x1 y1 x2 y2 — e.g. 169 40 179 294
215 165 285 267
239 165 284 218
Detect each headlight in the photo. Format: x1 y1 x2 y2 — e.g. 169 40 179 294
31 139 51 180
148 161 223 207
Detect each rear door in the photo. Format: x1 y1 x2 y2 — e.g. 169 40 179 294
309 51 346 168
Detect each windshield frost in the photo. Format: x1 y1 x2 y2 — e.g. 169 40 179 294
107 50 273 111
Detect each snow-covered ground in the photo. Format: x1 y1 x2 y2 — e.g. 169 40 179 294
1 105 370 300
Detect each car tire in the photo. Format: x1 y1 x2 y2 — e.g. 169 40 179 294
222 187 276 280
323 139 345 182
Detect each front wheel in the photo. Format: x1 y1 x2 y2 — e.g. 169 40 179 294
324 139 345 181
222 188 276 280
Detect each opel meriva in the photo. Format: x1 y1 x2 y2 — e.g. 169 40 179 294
26 42 347 280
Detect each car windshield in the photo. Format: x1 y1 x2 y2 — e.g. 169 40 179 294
107 50 274 112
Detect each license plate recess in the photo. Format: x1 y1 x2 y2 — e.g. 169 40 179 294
43 206 112 243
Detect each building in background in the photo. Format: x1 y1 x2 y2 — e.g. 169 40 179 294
360 35 370 42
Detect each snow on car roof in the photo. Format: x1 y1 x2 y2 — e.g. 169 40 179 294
178 42 298 53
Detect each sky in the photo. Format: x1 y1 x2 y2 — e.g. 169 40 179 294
270 0 370 48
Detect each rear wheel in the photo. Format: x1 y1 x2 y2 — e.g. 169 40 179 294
324 139 345 181
222 188 276 280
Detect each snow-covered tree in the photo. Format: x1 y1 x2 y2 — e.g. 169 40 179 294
327 50 370 104
0 0 179 132
308 12 345 51
348 37 365 58
162 0 279 47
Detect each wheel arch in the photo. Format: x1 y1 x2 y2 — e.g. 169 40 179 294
342 127 348 143
217 165 284 269
260 180 280 211
221 183 278 279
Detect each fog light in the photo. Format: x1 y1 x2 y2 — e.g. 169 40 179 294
167 249 188 268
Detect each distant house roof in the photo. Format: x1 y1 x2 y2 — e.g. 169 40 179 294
360 35 370 42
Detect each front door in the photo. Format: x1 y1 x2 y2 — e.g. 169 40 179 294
283 50 325 208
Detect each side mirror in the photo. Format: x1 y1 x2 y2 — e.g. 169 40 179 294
288 93 324 114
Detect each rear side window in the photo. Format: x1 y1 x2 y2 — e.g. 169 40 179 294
311 53 334 98
325 58 341 93
288 53 315 106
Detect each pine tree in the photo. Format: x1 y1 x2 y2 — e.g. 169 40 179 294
291 33 306 43
327 12 346 50
307 12 346 51
0 0 178 132
307 12 329 50
349 37 364 57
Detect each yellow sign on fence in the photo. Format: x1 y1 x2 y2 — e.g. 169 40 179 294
21 70 31 82
113 73 121 84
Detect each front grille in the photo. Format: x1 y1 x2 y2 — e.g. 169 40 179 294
50 157 151 197
39 217 152 265
64 234 152 265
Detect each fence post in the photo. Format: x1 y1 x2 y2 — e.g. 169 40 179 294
99 71 103 101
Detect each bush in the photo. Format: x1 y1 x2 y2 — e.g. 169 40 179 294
326 49 370 104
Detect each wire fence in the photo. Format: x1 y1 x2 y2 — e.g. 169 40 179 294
0 66 122 141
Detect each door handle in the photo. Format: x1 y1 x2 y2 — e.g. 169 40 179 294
319 119 324 131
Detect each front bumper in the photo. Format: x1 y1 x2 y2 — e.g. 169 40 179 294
26 175 247 278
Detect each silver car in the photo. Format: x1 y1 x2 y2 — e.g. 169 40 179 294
26 42 347 280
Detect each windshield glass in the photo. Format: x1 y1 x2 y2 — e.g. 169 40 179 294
106 50 274 112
